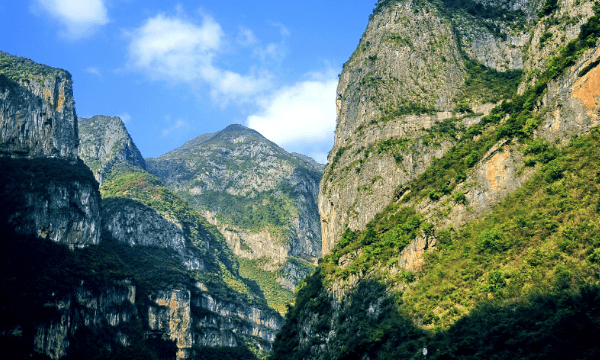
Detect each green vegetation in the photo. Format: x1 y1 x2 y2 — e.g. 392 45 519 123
271 127 600 359
238 258 294 315
100 170 278 310
377 101 436 123
273 276 600 359
272 7 600 358
184 187 296 233
385 33 412 47
0 157 98 192
321 206 428 280
540 0 559 16
457 59 523 105
0 51 68 86
402 128 600 327
397 3 600 204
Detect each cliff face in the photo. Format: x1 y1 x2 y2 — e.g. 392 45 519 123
0 51 78 162
0 52 282 359
271 1 600 359
33 282 137 360
0 52 100 248
319 0 543 253
78 115 146 184
146 124 321 292
318 0 595 254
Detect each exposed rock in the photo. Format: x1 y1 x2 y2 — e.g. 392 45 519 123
33 282 137 360
0 51 78 162
0 52 101 248
147 124 322 286
79 115 146 184
102 197 204 270
17 179 101 248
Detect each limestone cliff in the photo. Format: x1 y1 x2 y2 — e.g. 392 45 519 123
79 115 146 185
0 51 100 248
271 1 600 359
1 52 282 359
318 0 594 254
146 124 321 292
0 51 78 162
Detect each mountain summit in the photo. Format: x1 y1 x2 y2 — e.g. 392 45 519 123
146 124 323 310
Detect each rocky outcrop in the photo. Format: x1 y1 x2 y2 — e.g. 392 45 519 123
102 197 204 270
0 51 78 162
317 0 594 254
15 177 101 248
147 124 321 286
0 52 101 248
33 282 137 360
79 115 146 184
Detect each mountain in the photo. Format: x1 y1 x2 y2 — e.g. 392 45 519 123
0 51 100 248
79 119 285 358
146 124 322 310
78 115 146 185
271 1 600 359
1 51 283 360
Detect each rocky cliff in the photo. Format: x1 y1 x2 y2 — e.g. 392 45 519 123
146 124 321 301
0 51 100 248
271 1 600 359
319 0 542 253
0 51 78 162
1 52 283 360
79 119 285 356
79 115 146 185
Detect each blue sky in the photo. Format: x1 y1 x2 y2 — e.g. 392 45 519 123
0 1 376 163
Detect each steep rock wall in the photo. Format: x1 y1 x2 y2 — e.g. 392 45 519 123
16 179 101 248
33 282 137 360
0 53 78 162
0 52 101 248
79 115 146 184
318 0 577 254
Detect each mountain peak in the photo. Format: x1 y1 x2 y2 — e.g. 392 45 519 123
222 123 250 132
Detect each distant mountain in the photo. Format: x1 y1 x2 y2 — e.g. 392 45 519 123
146 124 322 308
80 116 283 357
79 115 146 184
1 49 282 360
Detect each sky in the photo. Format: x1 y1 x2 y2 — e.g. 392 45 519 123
0 1 377 163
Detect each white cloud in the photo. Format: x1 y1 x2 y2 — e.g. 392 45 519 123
237 27 257 46
127 12 272 104
271 23 290 37
246 70 338 163
34 0 109 39
254 42 286 63
162 119 188 137
85 66 101 77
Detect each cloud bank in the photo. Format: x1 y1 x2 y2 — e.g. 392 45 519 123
127 9 337 163
247 71 338 164
34 0 109 39
127 12 272 104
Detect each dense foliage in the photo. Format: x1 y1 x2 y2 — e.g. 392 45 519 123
273 5 600 359
0 50 68 85
184 187 296 233
237 258 295 315
274 124 600 356
100 170 281 311
272 274 600 359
